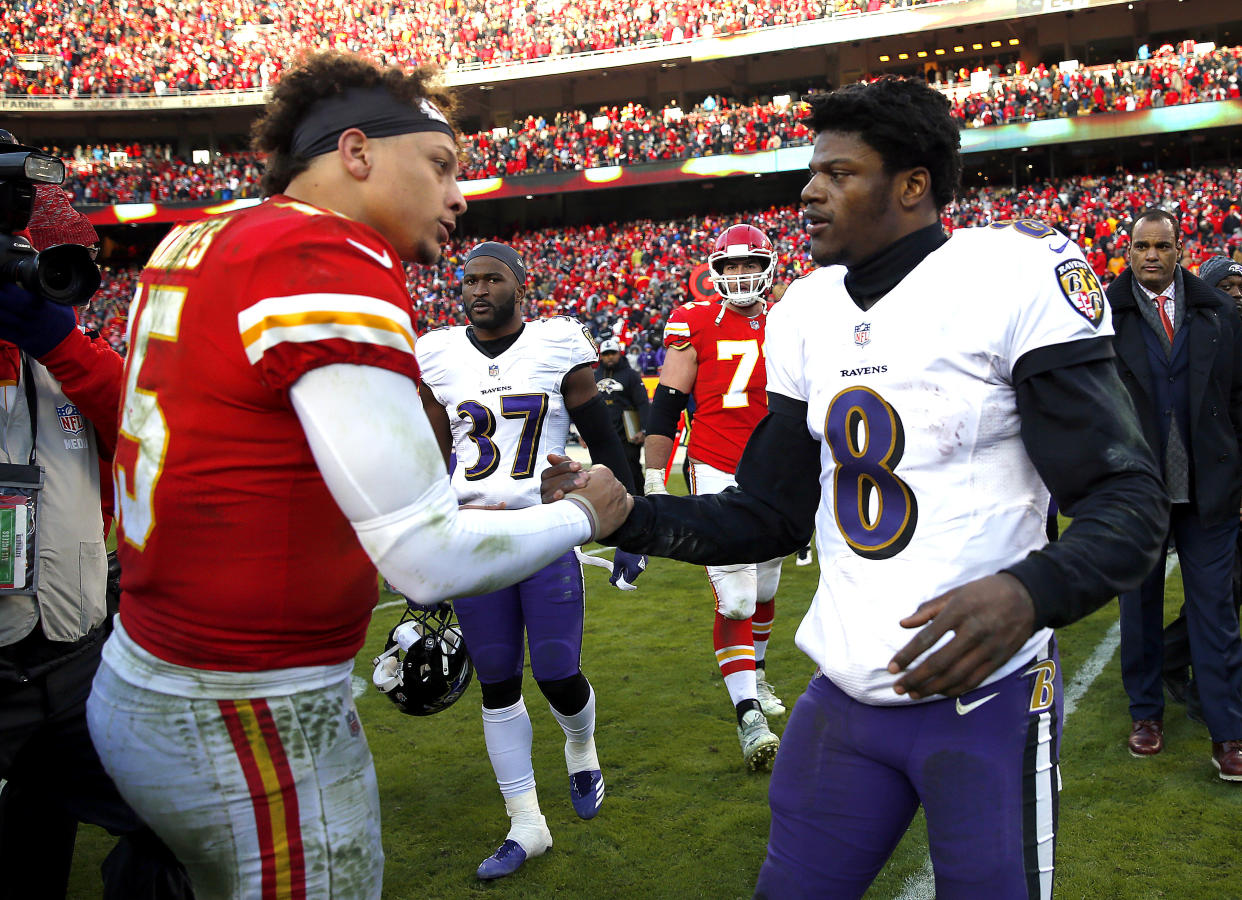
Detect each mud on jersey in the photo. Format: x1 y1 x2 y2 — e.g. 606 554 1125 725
115 196 420 671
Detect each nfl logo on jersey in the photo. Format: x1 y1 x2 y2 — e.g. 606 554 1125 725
854 322 871 347
488 364 500 377
56 403 84 435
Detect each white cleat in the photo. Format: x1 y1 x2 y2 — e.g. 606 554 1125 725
737 709 780 772
756 674 786 717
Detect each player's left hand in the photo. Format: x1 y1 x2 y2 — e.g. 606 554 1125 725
609 550 647 591
887 573 1036 700
0 282 76 359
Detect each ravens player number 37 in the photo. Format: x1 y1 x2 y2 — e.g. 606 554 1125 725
416 242 645 881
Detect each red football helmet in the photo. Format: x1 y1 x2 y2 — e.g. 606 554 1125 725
708 224 776 305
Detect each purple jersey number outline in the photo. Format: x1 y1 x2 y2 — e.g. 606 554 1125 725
824 386 918 559
457 392 550 481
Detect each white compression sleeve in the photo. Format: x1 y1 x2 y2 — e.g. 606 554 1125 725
290 364 593 605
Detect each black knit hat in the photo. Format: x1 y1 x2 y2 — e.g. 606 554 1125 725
1199 256 1242 290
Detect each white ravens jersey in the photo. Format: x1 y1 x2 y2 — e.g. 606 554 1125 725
766 222 1112 705
417 317 598 509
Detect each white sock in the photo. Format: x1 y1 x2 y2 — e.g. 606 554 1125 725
723 668 758 708
482 698 536 798
549 685 599 774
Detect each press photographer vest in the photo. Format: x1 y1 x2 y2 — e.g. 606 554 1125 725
0 353 107 646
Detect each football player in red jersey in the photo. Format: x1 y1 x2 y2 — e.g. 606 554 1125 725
641 223 787 771
85 52 629 900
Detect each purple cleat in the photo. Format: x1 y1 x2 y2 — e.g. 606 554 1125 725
569 769 605 819
477 840 528 880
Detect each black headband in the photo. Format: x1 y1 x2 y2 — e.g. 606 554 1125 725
464 242 527 284
291 86 456 160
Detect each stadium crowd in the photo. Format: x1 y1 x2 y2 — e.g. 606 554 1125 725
46 42 1241 205
944 43 1242 127
1 0 947 97
83 165 1242 356
53 93 813 204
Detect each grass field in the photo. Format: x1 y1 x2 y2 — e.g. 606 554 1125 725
67 522 1241 899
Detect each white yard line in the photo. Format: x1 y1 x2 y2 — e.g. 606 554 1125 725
895 552 1177 900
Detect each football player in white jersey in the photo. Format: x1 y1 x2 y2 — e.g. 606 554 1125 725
545 78 1167 898
418 242 645 880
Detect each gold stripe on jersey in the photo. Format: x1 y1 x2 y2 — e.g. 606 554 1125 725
664 322 691 337
238 293 416 365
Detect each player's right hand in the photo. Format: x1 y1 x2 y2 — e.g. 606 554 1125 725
552 459 633 540
887 573 1037 700
541 453 588 503
643 468 668 496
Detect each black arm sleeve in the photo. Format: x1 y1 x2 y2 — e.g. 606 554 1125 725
1003 356 1169 629
602 392 820 562
647 384 689 438
569 393 638 494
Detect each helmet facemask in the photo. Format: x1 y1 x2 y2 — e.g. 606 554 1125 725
708 224 777 307
372 603 473 716
709 255 776 306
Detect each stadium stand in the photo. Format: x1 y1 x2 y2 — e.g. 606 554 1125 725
79 165 1242 354
43 43 1242 203
0 0 951 96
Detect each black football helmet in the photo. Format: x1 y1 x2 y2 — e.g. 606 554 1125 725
372 602 473 716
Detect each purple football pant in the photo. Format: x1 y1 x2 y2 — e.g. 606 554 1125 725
453 549 585 684
755 640 1062 900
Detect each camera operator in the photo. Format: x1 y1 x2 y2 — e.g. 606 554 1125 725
0 131 189 899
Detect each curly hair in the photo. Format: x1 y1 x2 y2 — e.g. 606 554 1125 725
807 77 962 210
251 52 457 197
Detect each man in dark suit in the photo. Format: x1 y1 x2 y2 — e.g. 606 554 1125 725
1162 255 1242 723
1107 208 1242 781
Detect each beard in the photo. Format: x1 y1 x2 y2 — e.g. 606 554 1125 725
466 295 519 330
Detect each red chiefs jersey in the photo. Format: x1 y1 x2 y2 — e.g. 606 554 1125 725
114 197 419 671
662 301 768 473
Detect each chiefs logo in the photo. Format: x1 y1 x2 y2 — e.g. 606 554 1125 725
1055 259 1105 328
690 262 714 303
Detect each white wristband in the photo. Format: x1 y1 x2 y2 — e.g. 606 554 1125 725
644 468 668 495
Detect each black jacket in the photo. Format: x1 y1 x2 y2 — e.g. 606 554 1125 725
1107 266 1242 526
594 354 649 436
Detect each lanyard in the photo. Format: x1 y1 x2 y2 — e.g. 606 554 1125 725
21 356 37 467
